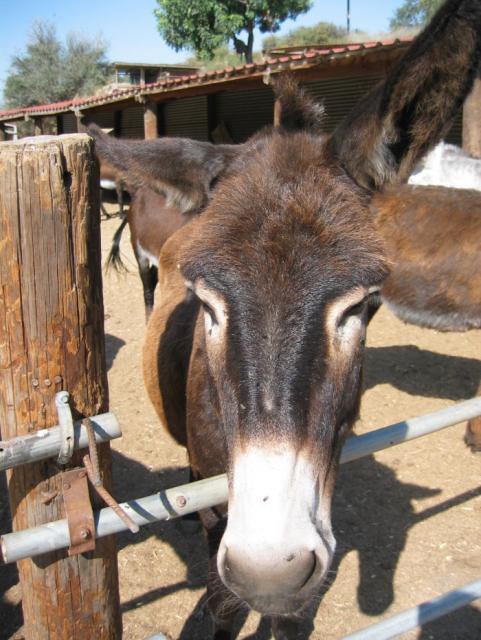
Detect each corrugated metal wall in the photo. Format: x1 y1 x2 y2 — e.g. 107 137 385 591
121 106 144 138
61 112 78 134
164 96 209 140
303 74 462 145
87 111 116 130
63 71 463 145
303 75 383 132
215 88 274 143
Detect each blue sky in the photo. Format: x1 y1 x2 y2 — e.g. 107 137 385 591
1 0 405 105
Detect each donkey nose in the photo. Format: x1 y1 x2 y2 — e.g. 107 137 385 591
223 545 318 601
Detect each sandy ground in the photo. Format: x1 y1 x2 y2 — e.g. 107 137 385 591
1 206 480 639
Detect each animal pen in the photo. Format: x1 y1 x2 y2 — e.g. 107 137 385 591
0 135 480 639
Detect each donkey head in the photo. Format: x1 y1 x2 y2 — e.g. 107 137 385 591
95 0 481 617
178 131 388 613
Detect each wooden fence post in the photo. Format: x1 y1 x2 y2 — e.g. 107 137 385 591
463 74 481 158
0 134 121 639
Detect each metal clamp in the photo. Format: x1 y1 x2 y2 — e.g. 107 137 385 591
62 468 96 555
56 391 74 465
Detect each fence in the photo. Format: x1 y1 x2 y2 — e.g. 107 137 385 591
2 396 480 638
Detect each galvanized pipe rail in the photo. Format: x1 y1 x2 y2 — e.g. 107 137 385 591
2 396 481 564
0 412 121 471
343 577 481 640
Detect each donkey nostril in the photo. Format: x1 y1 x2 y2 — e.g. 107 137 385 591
300 551 318 588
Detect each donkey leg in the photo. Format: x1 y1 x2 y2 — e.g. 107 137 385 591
201 510 244 640
271 615 313 640
465 381 481 452
138 260 158 321
116 181 124 218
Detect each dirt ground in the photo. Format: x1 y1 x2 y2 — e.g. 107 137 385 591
1 205 480 639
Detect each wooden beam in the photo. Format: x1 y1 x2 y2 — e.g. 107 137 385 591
143 101 158 139
75 113 84 133
0 134 121 639
273 98 281 127
33 117 44 136
463 73 481 158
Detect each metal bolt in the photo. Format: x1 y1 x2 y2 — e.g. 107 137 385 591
78 470 86 479
44 379 51 387
54 376 62 384
79 528 91 540
32 379 39 387
176 495 187 508
63 482 70 490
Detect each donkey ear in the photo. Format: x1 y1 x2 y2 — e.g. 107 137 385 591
87 124 239 213
272 74 325 133
330 0 481 190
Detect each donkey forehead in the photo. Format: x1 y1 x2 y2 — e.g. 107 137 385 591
180 200 388 295
180 132 389 292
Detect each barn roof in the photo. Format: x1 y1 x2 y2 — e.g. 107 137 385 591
0 38 413 123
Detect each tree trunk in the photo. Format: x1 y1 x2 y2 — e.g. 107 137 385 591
0 134 121 639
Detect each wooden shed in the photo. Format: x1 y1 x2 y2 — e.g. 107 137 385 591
0 38 477 152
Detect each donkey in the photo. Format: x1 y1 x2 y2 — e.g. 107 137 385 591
91 2 481 636
99 158 128 219
370 183 481 451
106 186 196 317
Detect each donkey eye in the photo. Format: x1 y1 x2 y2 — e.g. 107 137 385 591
201 301 218 325
338 297 368 327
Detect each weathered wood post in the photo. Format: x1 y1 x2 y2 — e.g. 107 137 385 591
33 117 44 136
144 101 158 139
463 70 481 158
0 134 121 639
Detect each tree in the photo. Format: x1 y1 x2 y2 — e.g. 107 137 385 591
263 21 347 50
4 21 111 108
390 0 443 29
155 0 313 64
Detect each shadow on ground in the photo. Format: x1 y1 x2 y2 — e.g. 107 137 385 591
105 333 126 371
364 345 481 401
110 449 481 639
0 473 22 640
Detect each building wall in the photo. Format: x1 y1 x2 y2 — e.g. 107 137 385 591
57 65 462 146
215 88 274 143
164 95 209 140
120 106 145 138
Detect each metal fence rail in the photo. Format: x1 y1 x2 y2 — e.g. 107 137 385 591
0 412 121 471
2 396 481 564
343 578 481 640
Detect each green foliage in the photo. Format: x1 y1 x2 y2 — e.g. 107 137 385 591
4 21 111 108
263 21 347 49
183 46 263 70
390 0 443 29
155 0 312 63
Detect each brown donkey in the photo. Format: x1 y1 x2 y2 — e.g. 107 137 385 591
371 183 481 451
105 186 196 317
91 2 481 636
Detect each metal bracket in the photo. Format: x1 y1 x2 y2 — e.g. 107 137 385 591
62 468 96 555
56 391 74 465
